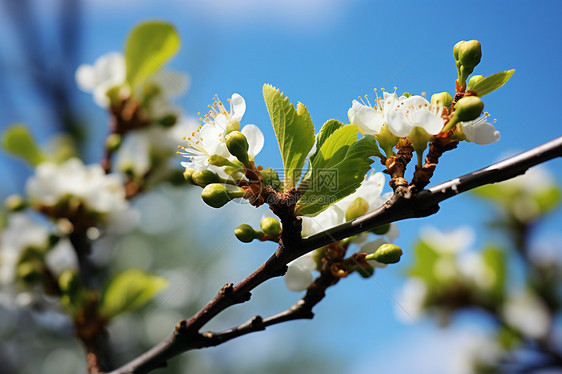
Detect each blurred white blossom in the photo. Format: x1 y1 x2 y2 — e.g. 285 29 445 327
0 213 49 285
25 158 134 230
502 290 551 339
75 52 126 108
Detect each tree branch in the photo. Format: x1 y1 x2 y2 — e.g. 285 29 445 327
107 136 562 374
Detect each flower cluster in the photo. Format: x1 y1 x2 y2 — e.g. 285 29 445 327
25 158 134 231
285 172 399 291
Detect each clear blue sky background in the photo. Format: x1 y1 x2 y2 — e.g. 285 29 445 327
1 0 561 372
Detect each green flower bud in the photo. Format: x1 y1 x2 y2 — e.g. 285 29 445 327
157 114 177 128
345 197 369 221
260 217 282 237
261 168 281 191
5 194 26 212
234 224 262 243
17 246 46 264
444 96 484 132
16 262 43 284
365 243 403 264
467 75 485 91
192 170 221 187
105 133 122 152
371 223 391 235
458 40 482 69
430 92 453 108
454 96 484 122
183 168 196 184
453 40 466 61
208 154 235 168
201 184 245 208
58 270 82 297
225 131 250 166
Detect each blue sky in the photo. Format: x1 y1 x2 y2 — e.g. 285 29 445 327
1 0 562 372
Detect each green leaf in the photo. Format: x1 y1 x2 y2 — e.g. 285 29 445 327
295 129 377 216
407 241 441 285
468 69 515 97
482 246 506 300
534 186 562 214
310 119 344 162
1 124 47 166
263 84 315 190
100 269 167 319
125 21 181 87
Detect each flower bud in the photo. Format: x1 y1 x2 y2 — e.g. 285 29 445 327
430 92 453 108
234 224 264 243
183 168 196 184
345 197 369 221
453 40 466 61
192 170 220 187
467 75 485 91
365 243 403 264
5 194 26 212
458 40 482 69
58 270 82 297
261 168 281 191
225 131 250 166
16 262 43 284
201 184 245 208
208 154 234 167
105 133 122 152
260 217 282 237
454 96 484 122
370 223 391 235
157 114 177 128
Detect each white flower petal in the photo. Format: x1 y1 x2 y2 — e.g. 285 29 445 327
115 132 151 176
461 119 501 145
229 93 246 122
348 100 383 134
241 124 264 158
75 65 97 91
284 255 315 292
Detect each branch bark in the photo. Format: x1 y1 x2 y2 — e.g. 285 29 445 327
107 136 562 374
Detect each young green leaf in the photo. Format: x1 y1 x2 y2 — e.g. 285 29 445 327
125 21 181 87
482 246 506 301
296 130 377 216
100 269 168 320
407 241 441 285
1 124 47 166
263 84 315 190
467 69 515 97
302 119 344 181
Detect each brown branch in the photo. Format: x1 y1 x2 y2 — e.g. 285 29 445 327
107 136 562 374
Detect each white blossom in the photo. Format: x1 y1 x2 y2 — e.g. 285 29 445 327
25 158 133 228
347 91 405 134
502 290 551 339
285 172 398 291
420 226 475 255
75 52 126 108
179 94 264 170
284 252 317 292
386 95 445 138
396 278 428 322
460 114 500 145
0 214 49 285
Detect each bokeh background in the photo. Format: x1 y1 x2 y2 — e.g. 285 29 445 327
0 0 561 373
